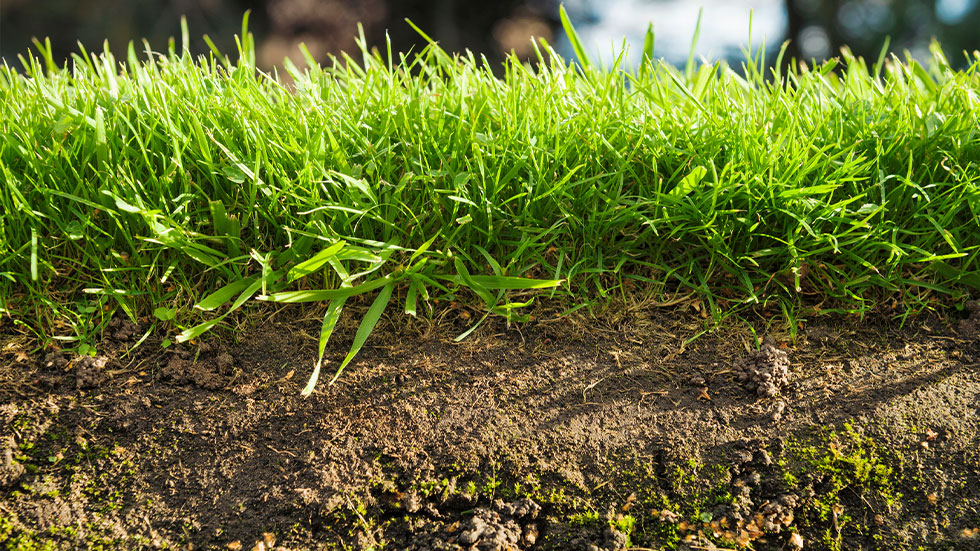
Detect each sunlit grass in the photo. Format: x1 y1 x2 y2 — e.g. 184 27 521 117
2 12 979 389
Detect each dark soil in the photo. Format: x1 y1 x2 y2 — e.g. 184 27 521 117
1 303 979 551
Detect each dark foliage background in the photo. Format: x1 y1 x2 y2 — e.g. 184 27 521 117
0 0 559 69
785 0 980 66
1 1 978 70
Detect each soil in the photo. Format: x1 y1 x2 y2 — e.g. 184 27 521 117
1 301 979 551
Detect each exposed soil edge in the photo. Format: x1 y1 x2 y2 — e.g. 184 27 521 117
0 305 978 550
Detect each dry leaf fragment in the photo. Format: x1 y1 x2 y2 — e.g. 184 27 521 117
698 387 711 401
622 492 637 512
262 533 276 547
789 531 804 548
226 542 242 551
926 429 939 441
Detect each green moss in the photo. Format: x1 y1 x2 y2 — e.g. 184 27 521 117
0 513 58 551
783 422 903 551
610 514 636 548
568 511 601 526
481 477 501 495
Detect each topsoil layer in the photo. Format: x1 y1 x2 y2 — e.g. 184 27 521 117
1 301 979 551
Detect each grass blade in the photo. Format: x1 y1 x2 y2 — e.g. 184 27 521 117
642 23 655 66
685 7 704 80
264 275 395 303
287 241 347 283
405 278 420 317
30 229 38 281
462 275 563 290
329 283 394 385
302 297 347 396
195 278 255 311
175 318 224 343
560 4 592 69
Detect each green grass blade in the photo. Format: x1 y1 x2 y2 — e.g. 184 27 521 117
463 275 563 290
685 7 704 80
560 4 592 69
405 278 420 317
454 309 493 342
410 234 439 264
642 23 655 65
287 241 347 283
329 283 393 385
175 318 224 343
302 297 347 397
30 229 38 282
177 277 266 343
264 275 395 303
195 278 255 311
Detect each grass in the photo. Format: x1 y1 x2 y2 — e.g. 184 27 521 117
1 11 979 390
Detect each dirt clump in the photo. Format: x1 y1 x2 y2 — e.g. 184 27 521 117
41 349 71 370
160 348 237 390
958 299 980 338
105 317 142 343
73 355 108 389
403 498 542 551
573 524 630 551
735 338 791 397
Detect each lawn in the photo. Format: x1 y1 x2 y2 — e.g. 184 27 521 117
3 14 979 384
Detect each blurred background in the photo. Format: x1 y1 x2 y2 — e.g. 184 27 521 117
1 0 979 72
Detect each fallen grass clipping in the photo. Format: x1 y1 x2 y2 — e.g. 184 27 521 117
1 12 979 391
